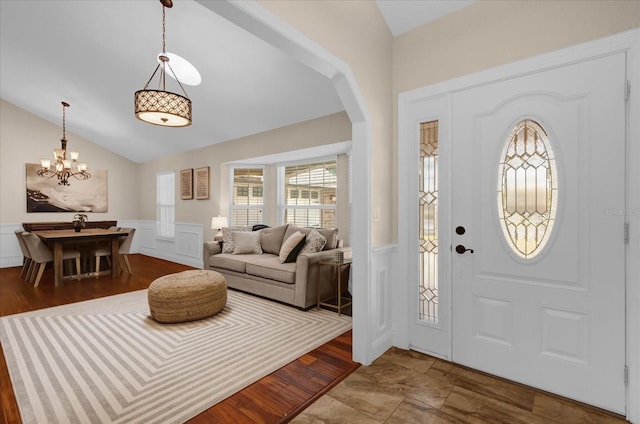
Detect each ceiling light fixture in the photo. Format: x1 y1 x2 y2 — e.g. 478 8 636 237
37 101 90 186
134 0 192 127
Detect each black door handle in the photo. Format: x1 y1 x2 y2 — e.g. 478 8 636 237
455 244 474 254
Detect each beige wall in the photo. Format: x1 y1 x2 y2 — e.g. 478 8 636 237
392 0 640 241
259 0 394 246
137 111 352 242
394 0 640 93
0 99 139 225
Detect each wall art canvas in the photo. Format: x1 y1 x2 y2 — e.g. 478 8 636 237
25 163 108 212
195 166 209 200
180 168 193 200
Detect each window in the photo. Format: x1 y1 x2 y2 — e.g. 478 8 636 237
419 121 438 322
280 159 336 228
156 171 175 238
498 119 557 259
232 167 263 226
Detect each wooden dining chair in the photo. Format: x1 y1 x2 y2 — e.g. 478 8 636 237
15 230 33 280
92 228 136 276
21 232 82 287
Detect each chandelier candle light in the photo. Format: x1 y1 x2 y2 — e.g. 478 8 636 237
38 101 90 186
134 0 192 127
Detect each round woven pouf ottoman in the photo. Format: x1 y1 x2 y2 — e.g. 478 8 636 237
148 270 227 323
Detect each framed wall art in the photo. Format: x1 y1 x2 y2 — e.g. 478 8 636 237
195 166 209 200
25 163 108 212
180 168 193 200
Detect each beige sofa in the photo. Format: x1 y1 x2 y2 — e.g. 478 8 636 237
202 224 351 309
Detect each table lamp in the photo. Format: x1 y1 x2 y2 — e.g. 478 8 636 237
211 215 228 241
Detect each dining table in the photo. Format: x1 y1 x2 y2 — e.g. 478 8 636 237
32 228 128 286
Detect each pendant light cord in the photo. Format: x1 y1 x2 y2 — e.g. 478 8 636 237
62 102 66 141
141 2 190 98
162 5 166 54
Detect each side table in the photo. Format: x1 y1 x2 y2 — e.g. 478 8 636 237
317 260 352 315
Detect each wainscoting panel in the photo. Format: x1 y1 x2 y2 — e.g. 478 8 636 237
0 221 204 270
370 244 397 360
0 223 24 268
135 221 203 269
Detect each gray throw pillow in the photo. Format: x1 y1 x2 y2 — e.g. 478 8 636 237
316 228 339 250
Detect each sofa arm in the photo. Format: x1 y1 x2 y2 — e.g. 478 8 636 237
203 241 222 269
293 247 352 308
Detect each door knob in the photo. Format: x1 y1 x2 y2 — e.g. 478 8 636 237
455 226 466 235
455 244 474 254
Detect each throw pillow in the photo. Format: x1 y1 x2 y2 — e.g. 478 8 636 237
316 228 339 250
301 229 327 254
232 231 263 254
279 231 306 263
260 224 289 255
221 226 252 253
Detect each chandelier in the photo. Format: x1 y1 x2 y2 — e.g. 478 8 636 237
134 0 192 127
37 101 90 186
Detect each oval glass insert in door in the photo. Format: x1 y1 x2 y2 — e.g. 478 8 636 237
498 119 558 259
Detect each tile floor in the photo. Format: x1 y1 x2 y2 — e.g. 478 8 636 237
292 347 628 424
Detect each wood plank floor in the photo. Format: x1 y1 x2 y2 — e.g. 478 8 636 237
1 254 630 423
0 254 358 424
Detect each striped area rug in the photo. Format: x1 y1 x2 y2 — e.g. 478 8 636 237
0 289 352 424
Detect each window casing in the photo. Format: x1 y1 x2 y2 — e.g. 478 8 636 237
231 167 264 226
156 171 175 239
279 159 337 228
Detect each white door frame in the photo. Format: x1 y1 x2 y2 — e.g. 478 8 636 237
398 29 640 422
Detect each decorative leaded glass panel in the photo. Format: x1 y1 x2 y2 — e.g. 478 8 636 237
419 121 438 322
498 119 558 259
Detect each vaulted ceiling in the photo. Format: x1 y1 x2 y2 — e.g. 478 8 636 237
0 0 474 163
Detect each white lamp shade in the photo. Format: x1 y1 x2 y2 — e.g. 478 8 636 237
211 216 228 229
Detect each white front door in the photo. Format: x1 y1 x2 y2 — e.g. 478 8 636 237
451 52 626 413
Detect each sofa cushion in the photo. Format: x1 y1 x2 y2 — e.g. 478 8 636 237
246 256 297 284
316 228 339 250
209 253 260 273
301 229 327 254
233 231 262 254
259 224 289 255
284 226 339 250
221 226 252 253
